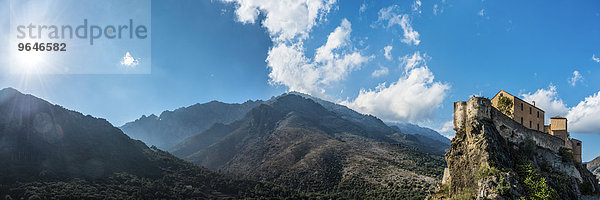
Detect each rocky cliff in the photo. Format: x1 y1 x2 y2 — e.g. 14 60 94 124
587 156 600 185
432 97 599 199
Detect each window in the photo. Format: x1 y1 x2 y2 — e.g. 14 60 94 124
537 111 539 118
529 107 532 114
500 93 503 97
529 121 532 128
577 143 581 146
520 117 523 124
537 124 540 130
521 103 523 111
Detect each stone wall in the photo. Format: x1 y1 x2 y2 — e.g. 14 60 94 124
454 97 566 154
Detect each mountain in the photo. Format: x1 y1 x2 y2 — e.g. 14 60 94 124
0 88 160 182
388 122 451 145
0 88 305 199
172 94 446 199
432 97 599 199
120 99 263 149
587 156 600 184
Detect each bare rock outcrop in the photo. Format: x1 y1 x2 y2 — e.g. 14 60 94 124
431 97 599 199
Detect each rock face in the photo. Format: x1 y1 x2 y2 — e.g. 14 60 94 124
587 156 600 184
433 97 599 199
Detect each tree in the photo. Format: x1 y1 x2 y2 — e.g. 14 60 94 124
497 96 513 117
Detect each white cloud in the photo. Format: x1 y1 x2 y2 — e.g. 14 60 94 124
566 91 600 133
371 66 389 77
433 4 440 15
478 9 485 16
412 0 422 14
222 0 336 42
523 86 600 134
593 54 600 63
223 0 369 97
433 0 446 16
120 52 139 67
343 52 449 122
266 19 369 96
377 5 421 45
521 85 569 121
568 70 583 86
383 45 393 60
359 3 366 13
436 120 454 133
399 51 425 72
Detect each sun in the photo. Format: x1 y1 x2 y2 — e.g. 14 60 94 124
10 39 53 74
13 50 47 73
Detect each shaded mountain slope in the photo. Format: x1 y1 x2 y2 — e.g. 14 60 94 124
175 94 446 198
0 88 309 199
0 88 160 182
120 99 263 149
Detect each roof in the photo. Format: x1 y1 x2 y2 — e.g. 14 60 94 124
551 116 566 119
492 90 544 112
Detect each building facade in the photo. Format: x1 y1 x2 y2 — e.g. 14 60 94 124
491 90 545 132
490 90 582 163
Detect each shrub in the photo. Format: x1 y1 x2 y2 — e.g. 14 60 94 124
559 147 574 162
477 165 500 179
516 161 557 200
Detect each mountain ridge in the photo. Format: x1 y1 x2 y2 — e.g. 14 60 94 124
0 88 312 199
173 93 446 198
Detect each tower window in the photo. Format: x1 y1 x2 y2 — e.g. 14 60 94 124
537 124 540 130
521 103 523 111
520 117 523 124
529 107 532 114
529 121 532 128
537 111 539 118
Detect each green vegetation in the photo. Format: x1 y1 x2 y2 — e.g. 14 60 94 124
452 188 475 200
1 147 306 199
496 175 511 196
559 147 574 162
477 165 500 179
497 96 513 117
516 159 558 200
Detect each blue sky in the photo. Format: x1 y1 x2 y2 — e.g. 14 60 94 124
1 0 599 161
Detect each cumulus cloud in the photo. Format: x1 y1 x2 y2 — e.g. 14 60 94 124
383 45 393 60
399 51 426 72
521 85 568 121
568 70 583 86
593 54 600 63
371 66 389 77
377 5 420 45
120 52 139 67
523 85 600 134
343 52 449 122
222 0 369 97
222 0 336 42
567 91 600 133
266 19 369 95
478 9 485 17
